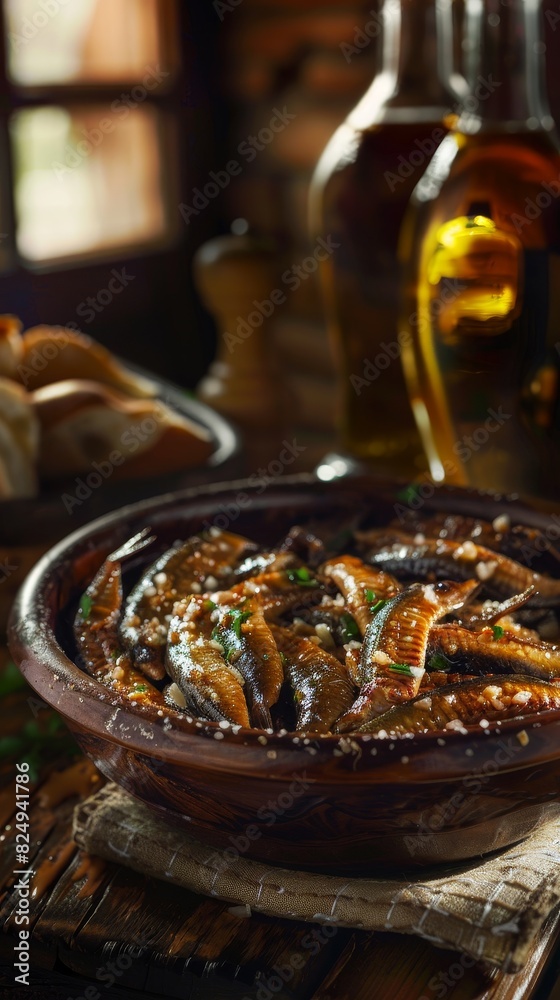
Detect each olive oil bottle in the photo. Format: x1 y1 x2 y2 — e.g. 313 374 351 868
399 0 560 498
309 0 463 476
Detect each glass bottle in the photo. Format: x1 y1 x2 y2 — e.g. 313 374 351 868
309 0 463 476
399 0 560 498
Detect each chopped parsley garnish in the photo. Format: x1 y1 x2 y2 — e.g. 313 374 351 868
134 683 148 693
364 588 385 615
340 613 360 641
211 627 235 662
427 653 452 672
230 608 252 638
370 599 386 615
286 567 319 588
389 663 413 676
79 593 93 619
212 625 236 663
211 607 252 661
492 625 505 640
280 652 287 665
204 599 217 611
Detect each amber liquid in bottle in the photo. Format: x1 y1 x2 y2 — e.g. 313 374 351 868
309 0 462 476
400 1 560 498
313 119 455 470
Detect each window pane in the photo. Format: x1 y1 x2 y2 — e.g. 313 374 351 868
5 0 169 85
11 105 168 262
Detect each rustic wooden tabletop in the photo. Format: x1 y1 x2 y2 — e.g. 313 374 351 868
2 648 560 1000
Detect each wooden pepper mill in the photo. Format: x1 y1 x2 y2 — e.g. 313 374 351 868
193 229 286 469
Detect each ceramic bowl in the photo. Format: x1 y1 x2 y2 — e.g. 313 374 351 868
9 474 560 874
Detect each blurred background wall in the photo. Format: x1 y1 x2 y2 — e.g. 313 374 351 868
1 0 560 463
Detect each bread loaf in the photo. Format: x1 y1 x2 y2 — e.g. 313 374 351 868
32 380 213 480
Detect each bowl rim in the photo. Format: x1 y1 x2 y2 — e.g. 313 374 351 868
9 472 560 778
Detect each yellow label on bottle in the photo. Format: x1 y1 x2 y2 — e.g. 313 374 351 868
426 216 523 338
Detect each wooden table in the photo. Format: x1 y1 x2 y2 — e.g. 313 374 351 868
2 650 560 1000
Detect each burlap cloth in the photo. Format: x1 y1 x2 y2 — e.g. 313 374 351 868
73 782 560 973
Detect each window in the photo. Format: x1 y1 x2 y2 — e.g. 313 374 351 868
0 1 219 389
1 0 180 266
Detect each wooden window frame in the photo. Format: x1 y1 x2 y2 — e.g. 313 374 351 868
0 0 183 273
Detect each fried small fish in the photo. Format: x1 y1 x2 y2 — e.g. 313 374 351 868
211 595 283 729
419 670 478 690
291 599 363 649
119 530 253 681
372 513 560 570
321 555 400 636
428 623 560 680
74 530 164 708
166 596 250 726
359 676 560 735
335 579 479 731
344 643 362 686
453 586 535 628
278 525 326 567
233 550 296 580
270 624 355 733
227 568 326 621
362 536 560 606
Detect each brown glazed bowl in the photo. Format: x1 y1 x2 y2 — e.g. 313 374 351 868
9 473 560 875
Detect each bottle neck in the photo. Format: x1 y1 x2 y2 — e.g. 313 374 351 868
384 0 453 99
460 0 554 132
348 0 462 129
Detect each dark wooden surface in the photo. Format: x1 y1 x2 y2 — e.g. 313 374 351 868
3 649 560 1000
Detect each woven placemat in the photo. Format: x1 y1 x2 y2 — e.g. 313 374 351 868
73 782 560 973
